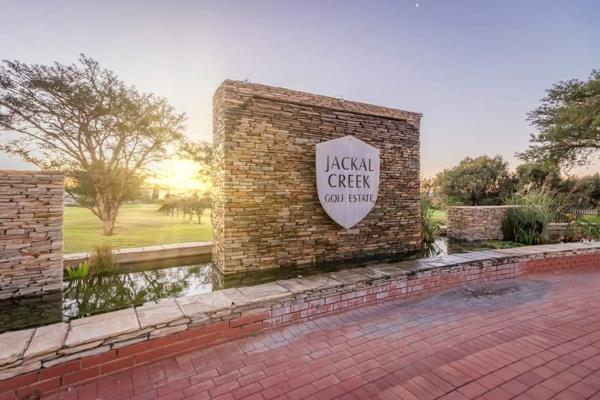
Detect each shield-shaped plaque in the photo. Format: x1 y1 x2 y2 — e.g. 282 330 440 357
316 135 380 229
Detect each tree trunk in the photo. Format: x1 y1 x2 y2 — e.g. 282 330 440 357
101 218 115 236
96 193 119 236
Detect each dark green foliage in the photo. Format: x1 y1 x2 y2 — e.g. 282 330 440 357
574 220 600 241
503 208 546 245
519 70 600 168
556 174 600 211
503 189 556 245
515 162 562 190
158 193 212 224
435 155 516 206
421 196 442 256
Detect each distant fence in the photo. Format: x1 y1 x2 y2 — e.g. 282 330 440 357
567 208 600 217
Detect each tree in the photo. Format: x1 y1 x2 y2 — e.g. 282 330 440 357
557 174 600 211
435 155 515 206
0 55 185 235
158 193 211 223
519 70 600 168
515 162 561 190
67 169 145 211
178 140 214 186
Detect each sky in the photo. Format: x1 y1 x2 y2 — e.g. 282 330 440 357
1 0 599 178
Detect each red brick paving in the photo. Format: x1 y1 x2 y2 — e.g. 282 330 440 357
49 271 600 399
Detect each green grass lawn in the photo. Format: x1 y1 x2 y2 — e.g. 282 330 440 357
581 215 600 224
432 209 448 225
64 204 213 254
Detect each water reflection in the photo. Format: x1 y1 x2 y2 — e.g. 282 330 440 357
422 239 446 257
0 290 63 333
63 264 213 319
0 238 520 333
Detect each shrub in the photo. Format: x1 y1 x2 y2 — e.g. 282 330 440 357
89 244 119 275
574 220 600 241
503 189 556 245
66 261 90 280
421 196 443 255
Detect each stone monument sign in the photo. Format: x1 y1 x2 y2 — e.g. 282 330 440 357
213 80 421 275
316 135 380 229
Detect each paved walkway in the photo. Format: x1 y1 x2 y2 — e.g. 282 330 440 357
52 270 600 400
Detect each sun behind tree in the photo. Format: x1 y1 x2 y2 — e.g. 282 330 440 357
0 55 185 235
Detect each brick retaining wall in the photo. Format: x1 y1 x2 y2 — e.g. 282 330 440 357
0 171 63 299
213 81 422 274
447 206 517 241
1 242 600 399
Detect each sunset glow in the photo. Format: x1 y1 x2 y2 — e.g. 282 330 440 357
149 159 208 192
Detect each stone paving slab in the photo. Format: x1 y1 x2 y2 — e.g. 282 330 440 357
219 288 252 307
328 267 386 284
136 299 184 329
235 282 293 303
423 254 479 267
176 290 234 317
23 323 68 360
275 278 312 294
0 361 40 381
394 258 434 273
366 263 411 278
490 247 535 256
295 274 343 291
453 250 508 261
65 308 139 347
0 328 34 367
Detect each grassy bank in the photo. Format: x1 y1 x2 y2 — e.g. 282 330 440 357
64 204 212 254
431 209 448 225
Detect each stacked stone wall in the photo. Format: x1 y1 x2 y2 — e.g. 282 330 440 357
213 80 422 274
0 171 64 299
447 206 516 241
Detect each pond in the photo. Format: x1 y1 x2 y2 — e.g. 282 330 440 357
63 261 213 319
0 257 213 334
0 238 518 333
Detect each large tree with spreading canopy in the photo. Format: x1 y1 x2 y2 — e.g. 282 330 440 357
0 55 185 235
519 70 600 168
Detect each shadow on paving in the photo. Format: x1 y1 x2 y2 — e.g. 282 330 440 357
48 271 600 400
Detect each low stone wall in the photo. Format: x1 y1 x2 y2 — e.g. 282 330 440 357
63 241 213 268
0 171 64 299
447 206 517 241
1 241 600 398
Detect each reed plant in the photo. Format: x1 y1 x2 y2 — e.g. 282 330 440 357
421 196 443 255
89 244 119 275
503 188 557 245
